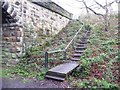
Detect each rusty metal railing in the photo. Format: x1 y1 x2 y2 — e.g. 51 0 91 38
45 25 84 69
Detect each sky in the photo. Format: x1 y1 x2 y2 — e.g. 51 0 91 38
51 0 118 18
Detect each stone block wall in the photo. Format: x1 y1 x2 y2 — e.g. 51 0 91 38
2 25 23 65
2 0 73 65
10 0 71 35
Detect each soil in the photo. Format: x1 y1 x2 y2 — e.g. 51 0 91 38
1 77 71 88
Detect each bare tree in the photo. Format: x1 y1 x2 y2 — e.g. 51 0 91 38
76 0 118 31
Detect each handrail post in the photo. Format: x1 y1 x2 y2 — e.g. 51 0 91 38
45 52 48 69
64 50 66 60
72 39 74 49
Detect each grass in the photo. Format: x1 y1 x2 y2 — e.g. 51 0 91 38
1 65 47 81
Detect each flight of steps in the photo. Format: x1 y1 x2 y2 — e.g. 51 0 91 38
70 32 90 61
45 29 91 81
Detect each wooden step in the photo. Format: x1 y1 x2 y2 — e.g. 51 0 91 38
45 62 79 81
70 57 80 61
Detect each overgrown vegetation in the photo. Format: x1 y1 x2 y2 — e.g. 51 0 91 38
69 15 119 89
72 78 119 88
1 13 119 89
1 20 83 80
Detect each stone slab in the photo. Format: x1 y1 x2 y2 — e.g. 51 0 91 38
48 62 79 74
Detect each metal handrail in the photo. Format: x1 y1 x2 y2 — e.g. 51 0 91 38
64 26 83 50
45 25 84 69
47 49 64 54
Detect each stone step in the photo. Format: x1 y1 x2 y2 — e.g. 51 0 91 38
76 43 87 47
74 49 85 54
72 53 83 57
80 39 88 42
86 31 91 33
76 46 87 50
77 41 88 44
87 32 91 34
80 37 89 40
45 62 79 81
85 34 90 36
85 33 91 36
45 75 65 81
70 57 80 61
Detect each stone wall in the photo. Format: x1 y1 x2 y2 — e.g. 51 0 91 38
2 0 73 65
2 24 23 65
11 0 71 35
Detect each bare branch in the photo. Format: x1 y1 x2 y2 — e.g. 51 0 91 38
86 6 104 17
76 0 116 31
79 4 98 9
94 0 105 9
106 1 115 6
115 0 120 3
79 0 104 17
94 0 116 9
82 0 89 14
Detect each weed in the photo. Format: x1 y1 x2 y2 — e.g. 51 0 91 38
84 48 92 57
72 57 91 78
72 78 119 89
37 68 47 80
84 24 92 30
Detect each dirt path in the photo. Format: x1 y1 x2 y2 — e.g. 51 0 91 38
2 77 71 88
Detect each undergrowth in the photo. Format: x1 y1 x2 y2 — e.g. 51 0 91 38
2 20 83 80
70 17 119 89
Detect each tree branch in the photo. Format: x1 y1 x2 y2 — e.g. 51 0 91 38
106 1 115 6
79 5 98 9
115 0 120 3
76 0 115 18
86 6 104 17
80 0 104 17
82 0 89 14
94 0 105 9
